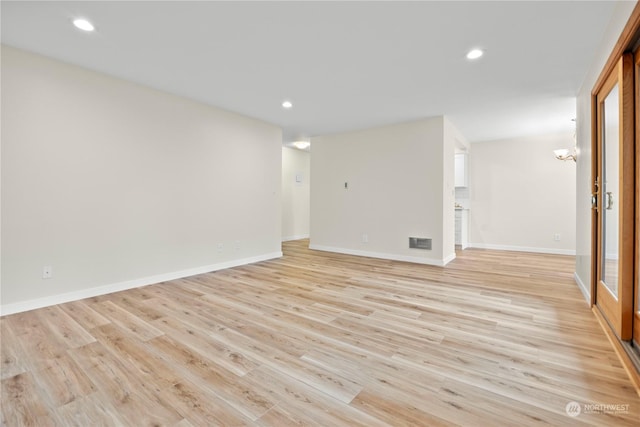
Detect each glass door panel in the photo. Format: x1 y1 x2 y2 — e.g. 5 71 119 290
601 82 620 297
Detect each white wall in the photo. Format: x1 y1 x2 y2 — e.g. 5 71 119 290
1 46 283 314
282 147 310 241
310 117 457 266
443 117 467 258
575 2 635 301
469 131 576 255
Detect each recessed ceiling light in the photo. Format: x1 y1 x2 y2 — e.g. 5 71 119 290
73 18 95 32
282 100 293 109
466 49 483 60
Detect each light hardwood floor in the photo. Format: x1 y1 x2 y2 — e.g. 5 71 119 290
1 240 639 426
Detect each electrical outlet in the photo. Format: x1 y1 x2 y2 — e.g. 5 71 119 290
217 243 224 252
42 265 53 279
362 233 368 243
554 233 561 241
234 240 241 251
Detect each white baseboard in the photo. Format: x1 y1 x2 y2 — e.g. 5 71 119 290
574 272 591 305
282 234 310 242
0 251 283 316
443 252 456 265
468 243 576 256
309 244 452 267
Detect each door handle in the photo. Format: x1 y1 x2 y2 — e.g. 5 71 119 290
591 195 598 209
606 192 614 210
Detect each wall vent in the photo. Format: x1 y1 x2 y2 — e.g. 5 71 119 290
409 237 432 250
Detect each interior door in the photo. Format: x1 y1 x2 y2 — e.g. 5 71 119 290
594 53 634 341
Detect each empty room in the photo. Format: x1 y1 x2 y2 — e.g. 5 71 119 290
2 1 640 426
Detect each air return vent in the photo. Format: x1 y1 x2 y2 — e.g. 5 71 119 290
409 237 432 250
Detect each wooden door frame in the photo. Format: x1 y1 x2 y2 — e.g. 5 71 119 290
591 2 640 309
592 53 634 340
590 1 640 391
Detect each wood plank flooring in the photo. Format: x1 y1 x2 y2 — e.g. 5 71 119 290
2 239 639 426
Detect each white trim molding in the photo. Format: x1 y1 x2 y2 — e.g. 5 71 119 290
574 272 591 305
442 252 457 265
309 244 454 267
0 251 282 316
468 243 576 256
282 234 310 242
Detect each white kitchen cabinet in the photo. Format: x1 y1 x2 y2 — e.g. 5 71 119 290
455 153 468 188
455 209 469 249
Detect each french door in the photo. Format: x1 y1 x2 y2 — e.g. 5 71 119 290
593 53 634 341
